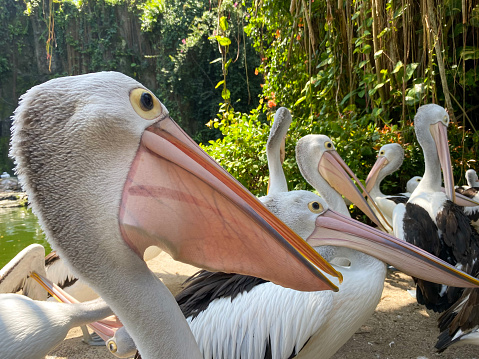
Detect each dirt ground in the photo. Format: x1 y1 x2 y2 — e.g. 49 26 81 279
46 252 479 359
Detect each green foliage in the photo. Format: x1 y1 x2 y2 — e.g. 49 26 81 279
0 0 262 171
201 0 479 198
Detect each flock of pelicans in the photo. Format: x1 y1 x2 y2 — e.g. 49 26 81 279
1 72 479 359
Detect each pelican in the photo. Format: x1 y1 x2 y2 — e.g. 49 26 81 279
392 104 479 312
0 272 117 359
164 135 479 359
0 243 129 345
455 169 479 200
466 169 479 188
9 71 347 359
266 107 291 195
435 260 479 352
407 176 422 194
363 143 408 232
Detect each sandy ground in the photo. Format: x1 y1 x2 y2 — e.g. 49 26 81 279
46 252 479 359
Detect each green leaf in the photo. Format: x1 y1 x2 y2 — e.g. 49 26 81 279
359 59 369 68
392 61 403 74
374 50 383 59
368 82 385 96
210 57 223 64
225 58 232 71
405 63 419 81
215 80 225 89
294 96 306 106
377 28 388 38
218 36 231 46
219 16 228 31
460 46 479 61
221 88 231 100
317 57 333 68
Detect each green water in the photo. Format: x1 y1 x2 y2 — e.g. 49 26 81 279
0 206 51 268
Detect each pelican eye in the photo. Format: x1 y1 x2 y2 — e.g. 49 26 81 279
107 340 118 353
416 178 421 182
379 150 385 156
140 92 154 111
308 201 324 213
325 141 333 149
130 88 163 120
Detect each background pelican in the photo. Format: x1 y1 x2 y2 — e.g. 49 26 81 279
9 72 342 359
392 104 479 312
266 107 292 195
0 272 116 359
466 169 479 188
365 143 408 232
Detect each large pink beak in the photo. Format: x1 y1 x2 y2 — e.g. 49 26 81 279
307 210 479 288
430 122 456 203
30 272 122 341
119 116 342 292
319 151 393 232
365 156 389 193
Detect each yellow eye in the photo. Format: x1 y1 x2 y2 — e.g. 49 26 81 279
325 141 333 149
130 88 163 120
416 178 421 182
107 340 118 353
308 201 324 213
379 150 385 156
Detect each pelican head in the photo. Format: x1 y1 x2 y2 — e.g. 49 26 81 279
10 72 339 292
466 169 479 188
296 134 391 231
407 176 422 194
414 104 455 202
366 143 404 193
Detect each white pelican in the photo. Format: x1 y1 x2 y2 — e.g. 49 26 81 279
407 175 422 194
466 169 479 188
295 134 389 229
266 107 291 195
392 104 479 312
9 71 346 359
0 243 118 345
364 143 408 232
455 169 479 199
0 272 117 359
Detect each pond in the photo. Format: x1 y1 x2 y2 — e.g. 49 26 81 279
0 206 51 268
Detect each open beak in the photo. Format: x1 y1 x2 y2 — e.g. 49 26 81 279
430 122 456 203
365 156 389 193
306 210 479 288
30 272 122 341
318 150 393 232
119 116 342 292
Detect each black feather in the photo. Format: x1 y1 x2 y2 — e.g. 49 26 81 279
176 270 267 320
404 202 479 312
